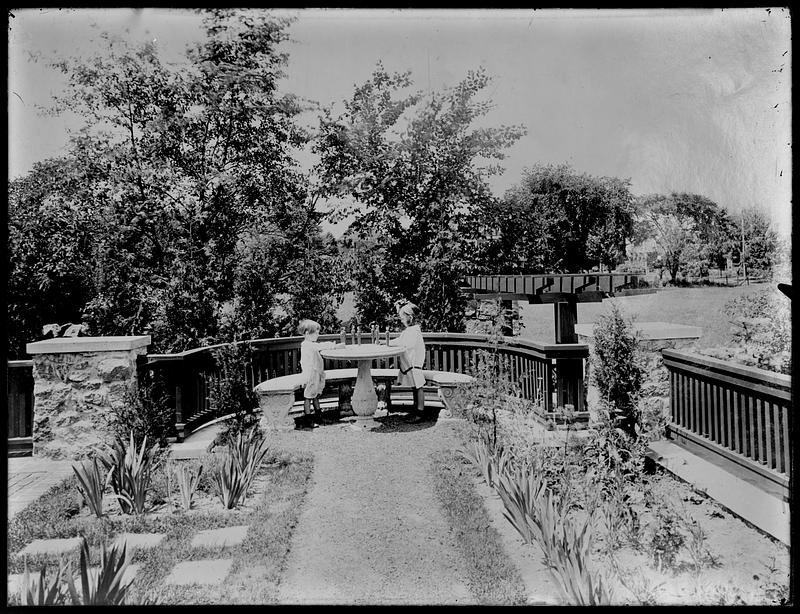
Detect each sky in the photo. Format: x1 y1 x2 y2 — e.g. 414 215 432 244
8 7 792 236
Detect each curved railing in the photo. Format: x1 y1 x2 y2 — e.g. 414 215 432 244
140 333 589 440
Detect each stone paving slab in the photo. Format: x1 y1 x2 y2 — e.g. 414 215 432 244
190 525 249 549
7 458 75 520
165 559 234 585
113 533 166 551
17 537 82 557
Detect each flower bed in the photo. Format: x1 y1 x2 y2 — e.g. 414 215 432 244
7 448 313 605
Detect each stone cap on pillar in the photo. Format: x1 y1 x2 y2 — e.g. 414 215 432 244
26 336 151 355
575 322 701 341
575 321 701 351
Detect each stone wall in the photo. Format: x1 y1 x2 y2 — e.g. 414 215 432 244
464 298 522 336
26 336 150 460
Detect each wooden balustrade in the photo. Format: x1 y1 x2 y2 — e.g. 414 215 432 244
662 349 792 492
6 334 589 446
7 360 34 455
140 333 589 441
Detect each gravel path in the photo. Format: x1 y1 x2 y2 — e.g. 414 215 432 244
272 416 475 605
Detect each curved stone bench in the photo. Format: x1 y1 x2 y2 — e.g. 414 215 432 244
254 368 474 428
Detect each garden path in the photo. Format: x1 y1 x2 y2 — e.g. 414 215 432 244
270 416 474 605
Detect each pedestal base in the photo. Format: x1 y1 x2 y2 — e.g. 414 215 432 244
351 360 378 417
344 415 382 431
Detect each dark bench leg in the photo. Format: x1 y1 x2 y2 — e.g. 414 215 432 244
338 381 354 417
376 381 393 413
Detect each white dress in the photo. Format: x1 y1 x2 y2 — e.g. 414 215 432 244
390 324 426 388
300 340 337 399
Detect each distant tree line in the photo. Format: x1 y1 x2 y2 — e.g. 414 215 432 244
6 9 782 358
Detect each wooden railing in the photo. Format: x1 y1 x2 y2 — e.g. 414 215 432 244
662 349 792 491
7 360 34 455
6 334 589 447
141 333 589 441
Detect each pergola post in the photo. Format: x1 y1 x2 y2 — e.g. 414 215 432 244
553 299 578 344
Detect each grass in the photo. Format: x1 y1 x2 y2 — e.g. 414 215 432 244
7 451 314 605
429 449 528 605
519 282 769 348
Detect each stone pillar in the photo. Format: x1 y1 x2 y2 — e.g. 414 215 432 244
25 336 151 460
464 298 521 336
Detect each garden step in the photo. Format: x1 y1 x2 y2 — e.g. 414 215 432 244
17 536 82 557
190 525 249 549
113 533 166 551
164 559 234 585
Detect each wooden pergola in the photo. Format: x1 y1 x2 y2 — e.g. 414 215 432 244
462 273 651 344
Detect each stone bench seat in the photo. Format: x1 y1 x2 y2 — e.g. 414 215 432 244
254 368 473 428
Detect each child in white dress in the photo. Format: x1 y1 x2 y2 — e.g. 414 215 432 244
298 319 343 426
388 301 427 423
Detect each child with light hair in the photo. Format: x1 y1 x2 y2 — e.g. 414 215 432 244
298 319 343 426
388 300 427 423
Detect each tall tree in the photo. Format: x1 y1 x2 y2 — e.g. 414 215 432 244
314 64 525 330
9 9 342 353
733 206 779 275
7 158 97 357
479 164 635 273
632 192 760 283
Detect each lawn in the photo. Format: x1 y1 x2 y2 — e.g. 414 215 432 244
518 282 771 347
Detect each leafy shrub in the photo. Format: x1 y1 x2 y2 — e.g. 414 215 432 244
591 303 644 436
66 536 133 605
98 432 159 515
683 516 718 572
115 376 173 450
20 559 68 605
492 458 613 605
17 536 133 606
647 504 685 572
208 341 261 450
213 452 250 510
174 463 204 511
212 427 270 509
72 457 111 518
494 459 548 545
719 286 791 374
459 436 498 488
582 408 647 490
495 397 544 464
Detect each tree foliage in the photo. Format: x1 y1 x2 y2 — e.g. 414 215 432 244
314 64 525 330
633 193 777 283
591 303 644 437
8 9 343 356
476 164 635 273
7 158 97 356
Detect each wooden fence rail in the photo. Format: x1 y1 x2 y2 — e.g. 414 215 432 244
662 349 792 492
6 334 589 448
140 333 589 441
7 360 34 456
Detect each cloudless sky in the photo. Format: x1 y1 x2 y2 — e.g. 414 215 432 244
8 8 792 235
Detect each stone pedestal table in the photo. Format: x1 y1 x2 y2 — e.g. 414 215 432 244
320 344 405 429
